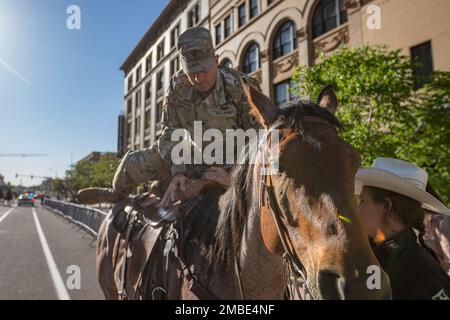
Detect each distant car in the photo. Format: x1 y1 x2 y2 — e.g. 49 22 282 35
18 192 35 207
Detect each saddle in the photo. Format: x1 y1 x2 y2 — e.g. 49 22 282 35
78 179 221 300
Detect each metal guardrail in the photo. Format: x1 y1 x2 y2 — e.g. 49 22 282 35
45 199 107 236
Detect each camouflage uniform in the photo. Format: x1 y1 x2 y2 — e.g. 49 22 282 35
113 27 259 196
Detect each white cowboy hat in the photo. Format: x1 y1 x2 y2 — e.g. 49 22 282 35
355 158 450 216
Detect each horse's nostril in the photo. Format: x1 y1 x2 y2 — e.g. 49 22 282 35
318 270 346 300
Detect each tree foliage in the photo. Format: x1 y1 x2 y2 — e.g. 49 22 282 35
63 155 120 197
292 46 450 205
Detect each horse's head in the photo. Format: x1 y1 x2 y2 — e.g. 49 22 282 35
241 79 391 300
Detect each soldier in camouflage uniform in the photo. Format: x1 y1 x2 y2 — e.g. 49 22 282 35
113 26 259 207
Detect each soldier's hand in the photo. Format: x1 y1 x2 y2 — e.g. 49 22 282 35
160 173 187 208
203 166 231 187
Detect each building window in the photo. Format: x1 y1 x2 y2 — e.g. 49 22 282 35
238 3 247 27
267 0 276 6
411 41 433 89
221 59 233 69
156 101 164 124
127 75 133 91
312 0 348 39
145 109 151 130
156 70 164 92
171 24 180 49
250 0 259 19
126 122 131 144
170 57 180 77
273 21 298 60
145 81 152 102
215 24 222 45
146 54 152 74
135 116 141 135
135 90 141 109
224 15 232 39
243 42 260 74
127 99 132 115
157 40 165 62
136 65 142 83
188 4 199 28
274 79 294 106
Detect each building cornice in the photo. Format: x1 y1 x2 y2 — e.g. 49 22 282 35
123 15 210 100
214 0 281 51
120 0 190 75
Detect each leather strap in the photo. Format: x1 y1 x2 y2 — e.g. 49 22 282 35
173 212 221 300
263 174 307 281
117 207 138 300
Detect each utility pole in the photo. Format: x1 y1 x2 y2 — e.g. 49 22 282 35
0 154 48 157
15 174 51 180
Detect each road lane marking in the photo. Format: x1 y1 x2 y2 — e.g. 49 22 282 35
0 208 14 225
32 208 71 300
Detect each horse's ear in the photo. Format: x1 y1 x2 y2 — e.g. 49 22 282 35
318 85 338 113
241 77 280 128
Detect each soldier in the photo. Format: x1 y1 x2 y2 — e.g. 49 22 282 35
113 26 259 207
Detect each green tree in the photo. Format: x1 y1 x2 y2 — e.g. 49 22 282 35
62 155 120 197
52 178 69 199
90 155 120 188
292 45 450 205
65 160 94 193
396 72 450 203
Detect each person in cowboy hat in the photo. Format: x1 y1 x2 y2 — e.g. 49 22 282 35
356 157 450 300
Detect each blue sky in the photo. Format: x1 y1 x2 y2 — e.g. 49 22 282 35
0 0 167 186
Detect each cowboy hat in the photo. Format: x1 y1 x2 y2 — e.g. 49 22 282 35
355 158 450 216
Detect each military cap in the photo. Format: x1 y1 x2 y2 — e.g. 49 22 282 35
177 26 215 73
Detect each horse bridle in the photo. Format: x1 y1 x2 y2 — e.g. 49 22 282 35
261 173 308 280
258 116 338 299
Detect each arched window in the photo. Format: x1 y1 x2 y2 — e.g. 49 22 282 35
312 0 348 39
273 21 298 60
242 43 260 74
220 59 233 69
274 79 295 106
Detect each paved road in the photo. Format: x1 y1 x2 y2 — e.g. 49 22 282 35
0 204 104 300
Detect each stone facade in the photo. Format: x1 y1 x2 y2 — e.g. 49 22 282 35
121 0 450 152
121 0 209 151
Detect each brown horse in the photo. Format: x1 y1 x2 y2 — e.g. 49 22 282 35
209 80 391 299
95 186 242 300
96 81 392 299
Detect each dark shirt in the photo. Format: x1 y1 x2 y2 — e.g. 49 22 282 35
373 227 450 300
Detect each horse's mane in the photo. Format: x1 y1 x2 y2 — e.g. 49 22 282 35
281 98 342 133
206 98 342 271
181 185 227 251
